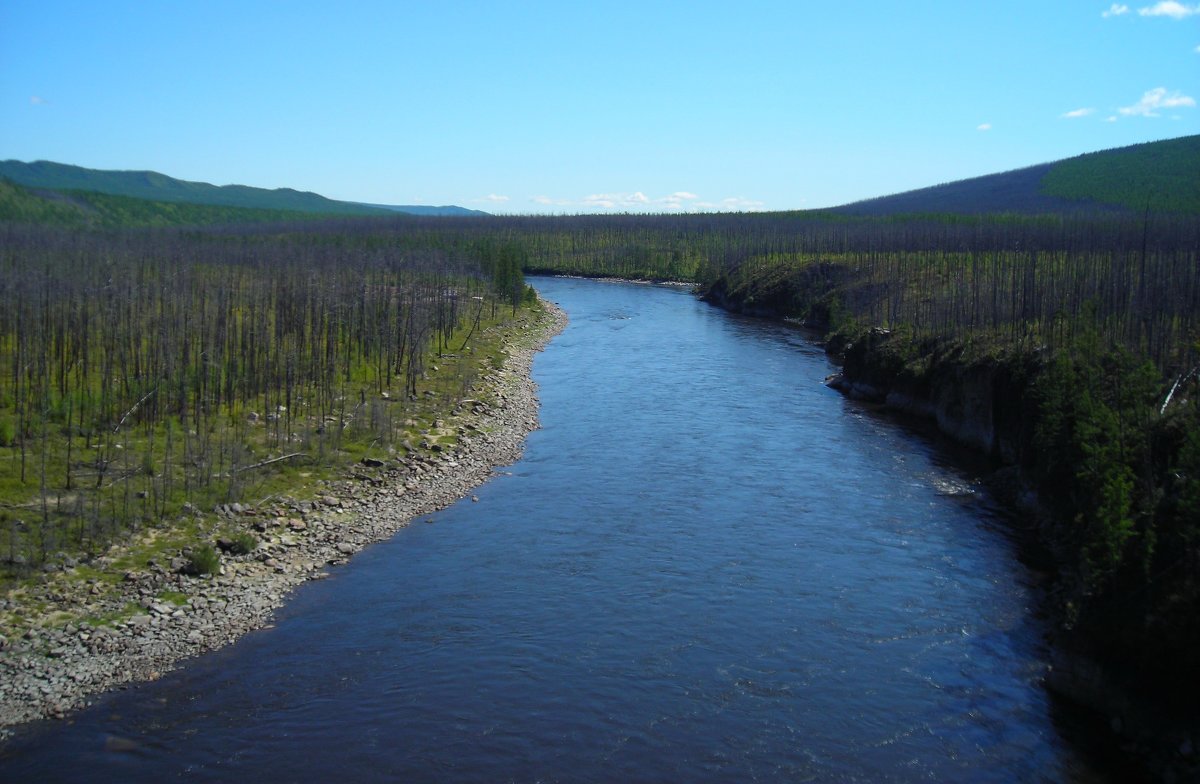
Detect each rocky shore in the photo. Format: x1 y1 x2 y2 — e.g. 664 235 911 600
0 300 567 737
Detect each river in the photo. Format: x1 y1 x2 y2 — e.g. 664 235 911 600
0 277 1115 782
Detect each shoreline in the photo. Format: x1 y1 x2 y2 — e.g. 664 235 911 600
699 290 1200 781
0 299 568 737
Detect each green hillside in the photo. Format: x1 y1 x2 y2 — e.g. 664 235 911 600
1039 135 1200 213
0 177 352 227
835 134 1200 216
0 179 90 226
0 160 394 216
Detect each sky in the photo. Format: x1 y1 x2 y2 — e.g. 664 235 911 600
1 1 1197 214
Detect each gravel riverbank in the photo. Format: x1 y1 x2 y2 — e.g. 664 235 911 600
0 301 567 736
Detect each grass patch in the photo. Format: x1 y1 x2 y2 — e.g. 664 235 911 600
157 590 189 606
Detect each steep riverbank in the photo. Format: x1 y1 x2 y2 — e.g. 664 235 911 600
699 284 1200 781
0 300 567 736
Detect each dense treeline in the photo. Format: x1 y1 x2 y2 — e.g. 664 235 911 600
0 220 528 573
411 209 1197 372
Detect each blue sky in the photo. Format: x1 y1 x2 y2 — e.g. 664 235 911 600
1 1 1197 213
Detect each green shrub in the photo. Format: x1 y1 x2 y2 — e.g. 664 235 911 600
228 532 258 555
183 545 220 576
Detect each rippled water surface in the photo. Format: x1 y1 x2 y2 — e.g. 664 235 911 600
1 278 1110 782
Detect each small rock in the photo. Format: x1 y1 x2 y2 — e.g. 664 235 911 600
336 542 355 555
104 735 139 753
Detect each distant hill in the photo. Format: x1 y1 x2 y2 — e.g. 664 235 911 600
0 177 358 228
833 134 1200 216
360 202 490 217
0 160 485 217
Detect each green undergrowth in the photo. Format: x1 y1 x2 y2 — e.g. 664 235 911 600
0 297 546 594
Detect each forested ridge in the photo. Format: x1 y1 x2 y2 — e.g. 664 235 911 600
0 160 394 217
0 160 486 218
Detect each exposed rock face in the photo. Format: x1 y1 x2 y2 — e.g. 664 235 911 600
829 329 1040 467
0 301 568 734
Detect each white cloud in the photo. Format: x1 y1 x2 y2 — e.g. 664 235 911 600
1137 1 1200 17
1118 86 1196 116
526 190 760 213
29 95 48 105
976 123 992 131
660 191 700 208
1195 44 1200 52
1061 107 1095 118
719 197 766 210
1102 3 1130 15
480 193 509 203
582 192 660 209
582 193 621 209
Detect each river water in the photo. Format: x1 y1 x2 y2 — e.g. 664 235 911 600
1 278 1113 782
